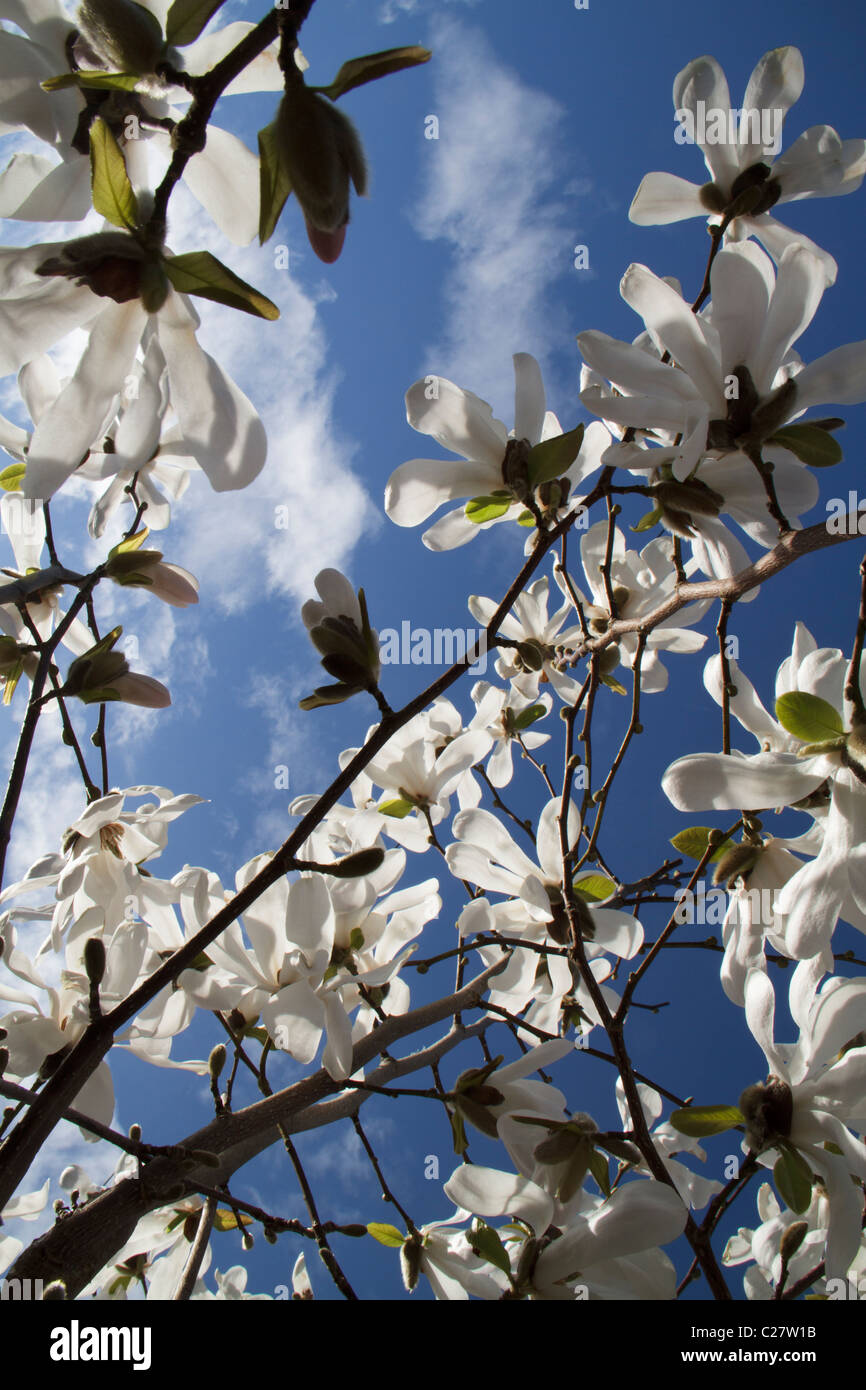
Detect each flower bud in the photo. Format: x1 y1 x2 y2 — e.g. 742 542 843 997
208 1044 227 1083
77 0 164 75
328 847 386 878
37 232 150 305
275 73 368 263
712 843 762 888
42 1281 67 1301
83 935 106 988
400 1235 423 1292
779 1220 809 1262
501 438 532 502
738 1076 793 1153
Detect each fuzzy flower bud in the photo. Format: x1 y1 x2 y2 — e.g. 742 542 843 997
77 0 164 75
275 69 368 263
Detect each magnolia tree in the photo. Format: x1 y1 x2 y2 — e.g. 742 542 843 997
0 0 865 1307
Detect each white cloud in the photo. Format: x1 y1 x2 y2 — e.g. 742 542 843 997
410 16 584 410
379 0 480 24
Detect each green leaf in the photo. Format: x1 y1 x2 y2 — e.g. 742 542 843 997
669 1104 744 1138
299 682 361 710
348 927 365 951
512 703 548 732
164 251 279 320
43 71 142 92
89 118 139 231
449 1105 468 1156
588 1148 611 1197
770 424 843 469
366 1221 405 1248
258 118 292 246
316 46 432 102
774 1143 813 1215
165 0 228 47
378 797 415 818
465 494 512 524
775 691 844 744
212 1208 253 1232
573 873 616 902
516 509 535 527
670 826 734 864
468 1221 512 1277
526 424 585 490
108 527 150 560
632 506 662 533
601 674 627 696
0 464 26 493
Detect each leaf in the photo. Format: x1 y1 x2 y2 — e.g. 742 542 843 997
632 506 662 533
669 1104 743 1138
89 118 139 231
108 528 150 560
588 1148 611 1197
770 424 843 468
601 674 627 696
511 703 548 731
775 691 844 744
298 682 360 710
43 71 142 92
468 1221 512 1277
258 118 292 246
573 873 616 902
366 1221 405 1248
378 797 415 819
164 252 279 320
516 509 535 527
670 827 733 864
165 0 228 47
465 494 512 524
316 46 432 102
212 1208 253 1232
526 424 585 489
0 464 26 492
774 1143 813 1215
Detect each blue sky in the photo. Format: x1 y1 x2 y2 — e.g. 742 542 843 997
2 0 866 1302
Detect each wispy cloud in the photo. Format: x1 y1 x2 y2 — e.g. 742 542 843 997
379 0 480 25
410 16 585 410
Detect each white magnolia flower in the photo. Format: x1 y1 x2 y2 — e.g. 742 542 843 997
663 624 866 962
579 241 859 500
614 1079 723 1211
0 241 267 499
741 961 866 1280
385 353 609 550
464 680 553 792
723 1181 834 1299
469 575 585 704
0 4 285 244
629 48 866 284
553 520 711 693
176 862 355 1080
354 708 492 846
443 1164 687 1299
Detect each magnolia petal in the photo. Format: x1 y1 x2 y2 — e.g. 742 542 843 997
662 751 825 812
628 171 707 225
443 1165 554 1235
156 293 267 491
